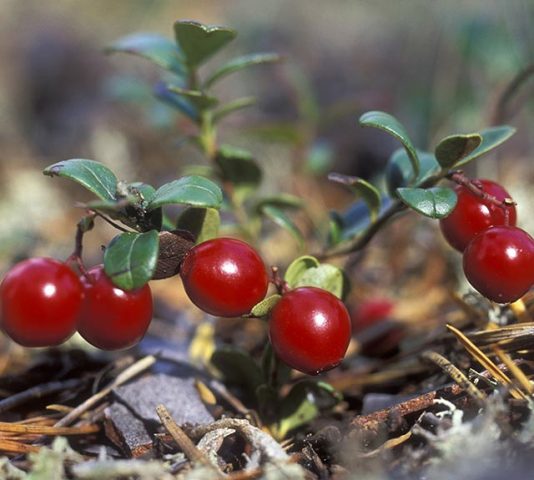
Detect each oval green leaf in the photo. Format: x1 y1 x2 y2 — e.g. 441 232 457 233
251 294 282 317
284 256 320 287
149 176 223 210
211 346 263 392
205 53 282 88
174 20 236 67
176 207 220 244
215 145 262 202
397 187 457 219
292 264 345 299
213 97 257 123
328 172 381 222
166 84 219 111
43 159 118 201
435 133 482 169
454 126 516 168
385 149 440 196
359 111 419 179
106 33 185 75
254 194 303 212
104 230 159 290
260 205 303 247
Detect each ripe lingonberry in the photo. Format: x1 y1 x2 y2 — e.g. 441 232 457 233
0 258 83 347
269 287 352 375
180 237 269 317
439 179 516 252
78 265 153 350
463 226 534 303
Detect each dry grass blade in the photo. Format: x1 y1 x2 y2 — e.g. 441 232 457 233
155 404 221 475
0 439 40 454
447 324 526 400
361 431 413 458
0 421 99 436
422 351 486 404
492 346 533 396
509 299 531 323
468 323 534 351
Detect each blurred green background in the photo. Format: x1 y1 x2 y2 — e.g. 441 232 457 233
0 0 532 266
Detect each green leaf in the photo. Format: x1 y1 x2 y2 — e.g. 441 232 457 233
293 264 345 299
154 82 198 121
213 97 256 123
260 205 303 247
435 133 482 169
284 255 347 299
174 20 236 67
204 53 282 88
359 111 419 179
385 149 440 196
149 176 223 210
127 182 157 206
211 346 263 392
176 207 220 244
454 126 516 168
215 145 262 202
397 187 457 219
254 194 303 212
285 256 320 286
104 230 159 290
328 173 381 222
251 294 282 317
276 381 341 438
166 84 218 111
43 159 118 201
106 33 185 75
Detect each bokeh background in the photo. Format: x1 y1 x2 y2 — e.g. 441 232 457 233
0 0 532 309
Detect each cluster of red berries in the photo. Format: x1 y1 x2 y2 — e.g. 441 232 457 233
0 259 152 350
439 179 534 303
179 238 352 375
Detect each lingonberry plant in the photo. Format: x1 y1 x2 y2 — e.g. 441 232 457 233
0 19 531 439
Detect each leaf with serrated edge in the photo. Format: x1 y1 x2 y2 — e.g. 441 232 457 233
454 126 516 168
205 53 282 88
174 21 236 67
328 173 381 222
397 187 457 219
435 133 482 169
106 33 185 75
149 176 223 210
104 230 159 290
43 159 118 201
251 294 282 317
360 111 419 179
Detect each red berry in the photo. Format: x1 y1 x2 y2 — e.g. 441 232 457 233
180 238 269 317
269 287 352 375
351 298 395 333
440 179 516 252
78 266 153 350
0 258 83 347
463 226 534 303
